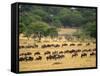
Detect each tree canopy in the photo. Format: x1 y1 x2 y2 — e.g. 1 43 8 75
19 4 97 39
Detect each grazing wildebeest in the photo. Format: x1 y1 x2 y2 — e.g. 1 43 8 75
35 56 42 60
59 51 64 54
19 57 25 61
19 46 25 48
34 52 40 56
62 43 68 47
26 46 32 48
26 52 32 55
87 49 91 52
72 53 78 58
70 43 75 46
52 51 58 55
41 44 46 48
93 48 96 51
25 56 33 61
81 53 87 58
28 57 33 61
69 49 76 53
86 43 90 46
76 49 81 53
77 43 82 46
64 50 70 53
19 53 25 56
90 52 96 56
52 54 65 60
82 49 88 52
46 55 54 60
54 44 60 47
44 51 51 55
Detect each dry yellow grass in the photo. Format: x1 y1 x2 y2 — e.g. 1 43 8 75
19 28 96 71
58 28 77 35
19 41 96 71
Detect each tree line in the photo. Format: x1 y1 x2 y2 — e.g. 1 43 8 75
19 4 97 40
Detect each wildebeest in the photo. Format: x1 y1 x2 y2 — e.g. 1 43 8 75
81 53 87 58
76 49 81 53
82 49 88 52
19 57 25 61
44 51 51 55
62 43 68 47
19 53 25 56
34 52 40 56
64 50 70 53
26 52 32 55
70 43 75 46
54 54 65 60
69 49 76 53
54 44 60 47
52 51 58 55
90 52 96 56
46 54 65 60
59 51 64 54
34 44 38 48
19 46 25 49
35 56 42 60
25 56 33 61
93 48 96 51
86 43 90 46
77 43 82 46
41 44 47 48
46 55 53 60
72 53 78 58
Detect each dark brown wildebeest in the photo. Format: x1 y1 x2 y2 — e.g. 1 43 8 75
59 51 64 54
19 57 25 61
35 56 42 60
87 49 92 52
72 53 78 58
54 54 65 60
81 53 87 58
69 49 76 53
77 43 82 46
64 50 70 54
62 43 68 47
54 44 60 47
82 49 88 52
28 56 33 61
19 53 25 56
90 52 96 56
25 56 33 61
70 43 75 46
44 51 51 55
76 49 81 53
46 55 54 60
41 44 46 48
26 52 32 55
19 46 25 49
34 52 40 56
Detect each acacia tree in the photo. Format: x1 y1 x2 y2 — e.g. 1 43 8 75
31 21 49 41
30 21 58 42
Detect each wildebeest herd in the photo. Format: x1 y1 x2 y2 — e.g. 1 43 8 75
19 42 96 62
19 42 94 49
